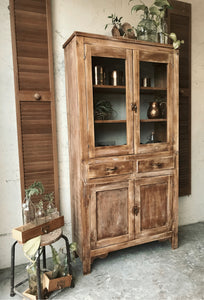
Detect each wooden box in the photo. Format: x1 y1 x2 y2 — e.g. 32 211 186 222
42 272 72 292
22 289 37 300
12 216 64 243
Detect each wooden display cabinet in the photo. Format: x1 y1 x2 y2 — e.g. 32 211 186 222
63 32 179 274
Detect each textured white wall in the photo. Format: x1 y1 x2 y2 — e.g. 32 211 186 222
0 0 203 269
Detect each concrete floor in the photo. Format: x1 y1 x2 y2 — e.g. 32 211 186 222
0 222 203 300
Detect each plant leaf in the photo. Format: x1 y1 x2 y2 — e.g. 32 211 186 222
70 242 77 252
131 4 147 14
23 236 41 258
154 0 171 8
173 41 180 49
149 6 161 16
169 32 177 42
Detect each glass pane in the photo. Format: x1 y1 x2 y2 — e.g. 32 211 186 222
140 62 167 145
92 57 127 147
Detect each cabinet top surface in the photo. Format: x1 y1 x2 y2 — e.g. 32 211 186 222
63 31 175 50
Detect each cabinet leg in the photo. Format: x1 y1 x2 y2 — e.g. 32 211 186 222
10 241 17 297
171 233 178 249
83 258 91 275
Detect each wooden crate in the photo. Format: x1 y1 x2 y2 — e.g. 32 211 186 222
43 272 72 292
22 289 37 300
12 216 64 243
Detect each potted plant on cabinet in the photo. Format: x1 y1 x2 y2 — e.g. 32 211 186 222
129 0 172 42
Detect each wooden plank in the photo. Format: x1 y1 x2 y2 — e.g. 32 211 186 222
90 231 173 257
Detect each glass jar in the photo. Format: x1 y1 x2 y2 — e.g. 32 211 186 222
158 19 168 44
22 197 36 224
35 200 46 225
46 201 59 220
137 15 158 43
26 263 43 296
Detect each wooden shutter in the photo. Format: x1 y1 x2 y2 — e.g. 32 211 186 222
9 0 59 207
167 0 191 196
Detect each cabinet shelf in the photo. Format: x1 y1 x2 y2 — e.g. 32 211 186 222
95 120 126 124
140 87 167 94
93 85 126 93
140 119 167 123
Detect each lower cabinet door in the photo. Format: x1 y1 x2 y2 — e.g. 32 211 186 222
90 180 135 249
135 175 173 238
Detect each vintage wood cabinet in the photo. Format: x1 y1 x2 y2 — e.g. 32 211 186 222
63 32 179 274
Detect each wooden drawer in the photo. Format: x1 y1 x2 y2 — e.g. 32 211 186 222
138 156 174 173
12 216 64 243
88 161 133 178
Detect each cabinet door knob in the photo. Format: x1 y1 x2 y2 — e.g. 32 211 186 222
131 103 137 112
34 93 41 100
133 205 139 216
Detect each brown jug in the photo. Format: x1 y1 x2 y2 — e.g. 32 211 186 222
147 101 160 119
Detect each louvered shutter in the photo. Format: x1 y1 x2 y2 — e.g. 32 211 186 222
9 0 59 207
167 0 191 196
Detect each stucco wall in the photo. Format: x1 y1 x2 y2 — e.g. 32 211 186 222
0 0 203 269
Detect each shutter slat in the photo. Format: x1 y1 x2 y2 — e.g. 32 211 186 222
10 0 59 209
168 0 191 196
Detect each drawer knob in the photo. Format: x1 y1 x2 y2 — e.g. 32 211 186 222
151 162 163 168
106 166 117 172
34 93 41 100
41 225 49 234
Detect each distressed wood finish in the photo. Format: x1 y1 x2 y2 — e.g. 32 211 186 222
88 161 133 179
12 216 64 243
9 0 59 208
137 156 174 173
63 32 179 274
136 176 172 236
90 181 134 249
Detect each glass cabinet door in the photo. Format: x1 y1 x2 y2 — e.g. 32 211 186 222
136 51 172 153
85 45 133 158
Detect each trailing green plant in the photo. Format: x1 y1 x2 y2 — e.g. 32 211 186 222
168 32 184 49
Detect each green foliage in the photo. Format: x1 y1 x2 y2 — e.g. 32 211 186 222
105 14 123 30
131 4 147 14
149 6 161 17
25 181 44 199
44 191 54 203
154 0 172 8
129 0 171 19
169 32 184 49
36 200 43 210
